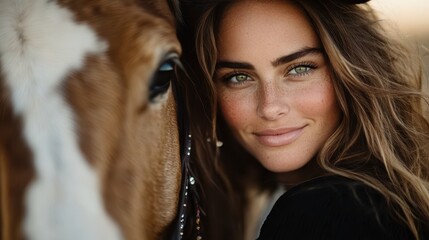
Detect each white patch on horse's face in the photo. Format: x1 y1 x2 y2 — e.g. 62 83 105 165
0 0 122 240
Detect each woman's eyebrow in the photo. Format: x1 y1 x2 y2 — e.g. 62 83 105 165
271 47 323 67
215 61 254 70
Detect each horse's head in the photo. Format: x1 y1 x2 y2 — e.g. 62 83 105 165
0 0 184 239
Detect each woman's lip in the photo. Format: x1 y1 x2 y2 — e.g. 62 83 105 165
253 126 306 147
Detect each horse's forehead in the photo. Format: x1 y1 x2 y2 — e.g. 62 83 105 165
63 0 181 67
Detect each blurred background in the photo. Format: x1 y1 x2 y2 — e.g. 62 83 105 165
369 0 429 95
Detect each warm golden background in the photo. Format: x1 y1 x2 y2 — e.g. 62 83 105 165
370 0 429 95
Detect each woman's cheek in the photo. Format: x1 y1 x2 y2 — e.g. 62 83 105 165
219 90 252 129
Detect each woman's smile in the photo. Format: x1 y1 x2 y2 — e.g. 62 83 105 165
253 126 306 147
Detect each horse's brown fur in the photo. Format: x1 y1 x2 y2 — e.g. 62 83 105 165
0 0 183 239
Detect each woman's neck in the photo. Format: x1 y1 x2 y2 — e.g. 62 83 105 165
275 158 326 189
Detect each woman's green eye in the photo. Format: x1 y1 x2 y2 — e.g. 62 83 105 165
229 74 249 83
235 74 247 81
289 66 311 75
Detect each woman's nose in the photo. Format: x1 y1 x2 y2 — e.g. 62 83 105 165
256 82 289 120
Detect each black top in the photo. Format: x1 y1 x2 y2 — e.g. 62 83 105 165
257 175 427 240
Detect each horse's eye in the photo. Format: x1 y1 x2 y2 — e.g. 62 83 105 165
149 56 178 102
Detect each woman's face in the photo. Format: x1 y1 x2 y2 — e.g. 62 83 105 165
215 0 341 173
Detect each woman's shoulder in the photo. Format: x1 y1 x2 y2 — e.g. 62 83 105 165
257 175 415 240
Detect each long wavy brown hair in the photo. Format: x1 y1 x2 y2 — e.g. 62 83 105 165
181 0 429 239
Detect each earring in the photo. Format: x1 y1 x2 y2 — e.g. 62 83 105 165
206 138 223 148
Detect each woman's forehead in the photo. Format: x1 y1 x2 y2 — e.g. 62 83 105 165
217 1 319 62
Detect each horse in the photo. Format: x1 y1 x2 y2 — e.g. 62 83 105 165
0 0 192 239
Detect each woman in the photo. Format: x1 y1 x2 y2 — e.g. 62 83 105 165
181 0 429 239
